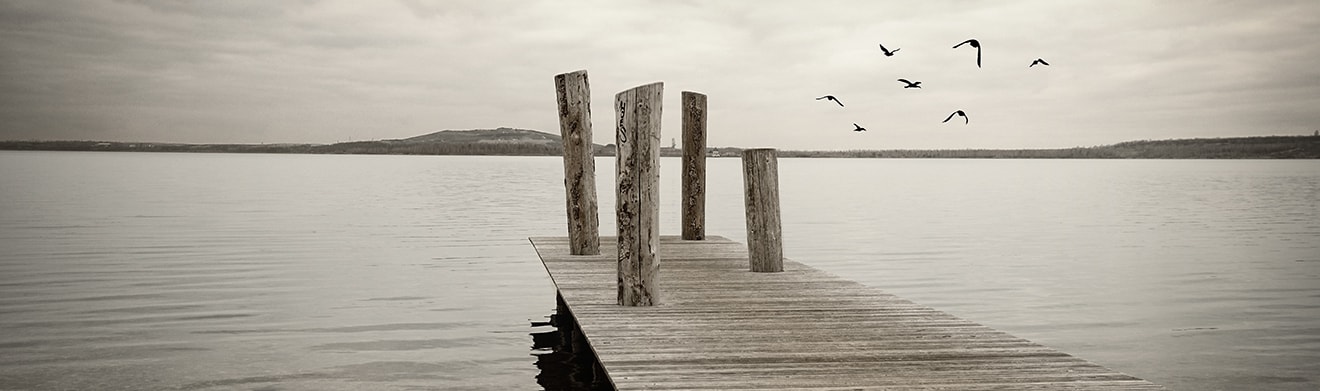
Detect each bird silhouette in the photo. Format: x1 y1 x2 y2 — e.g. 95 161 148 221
816 95 844 107
1030 58 1050 67
878 43 900 56
897 79 922 88
853 123 867 132
943 110 969 124
953 39 981 68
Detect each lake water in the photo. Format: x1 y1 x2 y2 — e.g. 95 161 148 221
0 151 1316 390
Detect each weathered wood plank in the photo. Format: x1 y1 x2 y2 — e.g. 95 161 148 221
529 235 1164 390
681 91 707 240
740 149 783 272
614 83 663 306
553 70 600 255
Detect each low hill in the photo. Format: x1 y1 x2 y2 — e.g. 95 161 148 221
777 135 1320 159
1102 136 1320 159
0 128 603 156
398 127 564 145
333 127 607 155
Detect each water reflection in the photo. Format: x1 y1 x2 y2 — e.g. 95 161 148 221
530 295 613 391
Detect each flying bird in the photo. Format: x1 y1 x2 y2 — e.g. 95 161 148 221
943 110 969 124
816 95 844 107
853 123 867 132
897 79 922 88
878 43 900 56
1030 58 1050 67
953 39 981 68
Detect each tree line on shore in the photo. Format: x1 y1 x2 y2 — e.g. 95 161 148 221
2 135 1317 159
778 136 1320 159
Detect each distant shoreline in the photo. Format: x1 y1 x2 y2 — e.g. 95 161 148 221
2 135 1318 159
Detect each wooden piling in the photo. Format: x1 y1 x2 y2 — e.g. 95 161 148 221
681 91 707 241
554 70 600 255
614 82 663 306
741 148 783 272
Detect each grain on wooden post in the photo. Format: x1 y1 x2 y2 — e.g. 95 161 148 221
742 148 783 272
615 82 663 306
554 70 600 255
681 91 707 241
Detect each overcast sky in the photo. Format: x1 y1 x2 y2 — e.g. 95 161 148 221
2 1 1318 149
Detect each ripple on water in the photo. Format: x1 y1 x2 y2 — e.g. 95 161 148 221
1 153 1316 390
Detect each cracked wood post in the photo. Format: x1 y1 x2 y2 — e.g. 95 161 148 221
615 82 663 306
555 70 600 255
681 91 707 241
742 148 783 272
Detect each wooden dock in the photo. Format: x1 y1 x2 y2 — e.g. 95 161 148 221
530 235 1165 390
541 71 1162 389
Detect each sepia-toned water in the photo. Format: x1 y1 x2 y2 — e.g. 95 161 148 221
0 151 1316 390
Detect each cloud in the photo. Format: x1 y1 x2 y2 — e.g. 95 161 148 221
1 0 1318 148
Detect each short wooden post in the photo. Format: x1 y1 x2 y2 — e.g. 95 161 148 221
615 82 663 306
742 148 783 272
555 70 600 255
681 91 707 241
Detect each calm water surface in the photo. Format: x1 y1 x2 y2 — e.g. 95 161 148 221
0 151 1316 390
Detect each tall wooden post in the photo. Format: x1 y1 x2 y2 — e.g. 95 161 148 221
681 91 707 241
555 70 600 255
742 148 783 272
615 82 663 306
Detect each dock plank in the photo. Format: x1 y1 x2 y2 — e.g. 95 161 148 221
531 235 1163 390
